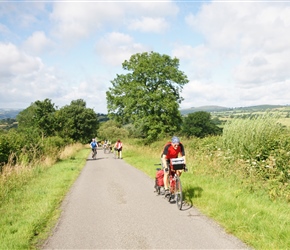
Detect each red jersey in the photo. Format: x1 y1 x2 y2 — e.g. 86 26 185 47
162 142 185 159
115 141 122 149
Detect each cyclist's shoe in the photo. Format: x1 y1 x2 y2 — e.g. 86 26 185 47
164 189 170 197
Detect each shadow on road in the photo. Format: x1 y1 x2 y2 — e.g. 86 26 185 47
167 198 193 211
86 158 102 161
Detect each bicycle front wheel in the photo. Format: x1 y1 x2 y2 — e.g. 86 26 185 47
175 175 183 210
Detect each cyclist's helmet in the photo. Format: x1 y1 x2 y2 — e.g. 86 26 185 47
171 136 180 144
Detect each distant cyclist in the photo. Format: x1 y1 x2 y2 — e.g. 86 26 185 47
114 139 123 159
161 136 186 196
90 138 98 158
103 140 108 149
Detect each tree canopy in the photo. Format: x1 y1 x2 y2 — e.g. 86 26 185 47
97 120 129 143
106 51 189 142
55 99 99 143
16 98 99 144
17 98 56 138
182 111 222 138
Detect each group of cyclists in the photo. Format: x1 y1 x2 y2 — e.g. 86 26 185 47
90 135 187 197
90 138 123 159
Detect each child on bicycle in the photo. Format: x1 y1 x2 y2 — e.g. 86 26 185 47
161 136 186 196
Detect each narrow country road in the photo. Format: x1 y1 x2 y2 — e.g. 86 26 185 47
42 148 249 249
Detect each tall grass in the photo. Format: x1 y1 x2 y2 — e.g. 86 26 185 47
222 112 284 158
0 143 83 203
221 112 290 201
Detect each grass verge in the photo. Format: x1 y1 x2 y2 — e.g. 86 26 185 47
122 139 290 250
0 146 89 249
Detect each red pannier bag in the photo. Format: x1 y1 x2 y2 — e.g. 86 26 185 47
156 169 164 187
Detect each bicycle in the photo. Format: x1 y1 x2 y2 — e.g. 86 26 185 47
155 158 186 210
113 148 118 159
92 148 97 159
103 144 109 154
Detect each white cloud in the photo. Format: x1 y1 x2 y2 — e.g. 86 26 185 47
172 44 213 80
22 31 55 55
0 43 65 108
95 32 150 66
0 43 42 77
61 78 108 113
233 51 290 87
0 42 109 112
50 1 178 43
183 2 290 106
128 17 169 33
181 79 236 109
50 2 125 43
130 1 179 17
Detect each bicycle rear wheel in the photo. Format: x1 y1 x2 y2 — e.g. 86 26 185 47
175 175 183 210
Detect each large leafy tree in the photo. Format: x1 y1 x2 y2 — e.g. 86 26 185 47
182 111 222 138
55 99 99 143
106 51 189 142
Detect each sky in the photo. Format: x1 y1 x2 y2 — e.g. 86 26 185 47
1 0 290 114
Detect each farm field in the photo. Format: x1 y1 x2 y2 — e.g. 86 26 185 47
206 105 290 128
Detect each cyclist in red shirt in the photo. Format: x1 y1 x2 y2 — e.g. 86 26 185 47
114 139 123 159
161 136 186 195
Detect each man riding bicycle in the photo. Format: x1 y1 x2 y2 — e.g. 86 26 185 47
161 136 186 196
90 138 98 158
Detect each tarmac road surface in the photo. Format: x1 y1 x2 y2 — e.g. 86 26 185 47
42 148 249 249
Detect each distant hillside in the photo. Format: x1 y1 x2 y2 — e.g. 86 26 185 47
0 109 109 122
180 106 232 115
0 109 22 119
1 104 289 119
180 104 289 115
233 104 285 110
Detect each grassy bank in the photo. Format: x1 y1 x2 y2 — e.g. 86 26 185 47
122 138 290 250
0 144 88 249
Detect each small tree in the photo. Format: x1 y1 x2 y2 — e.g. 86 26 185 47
55 99 99 143
97 120 128 143
182 111 222 138
17 98 56 138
